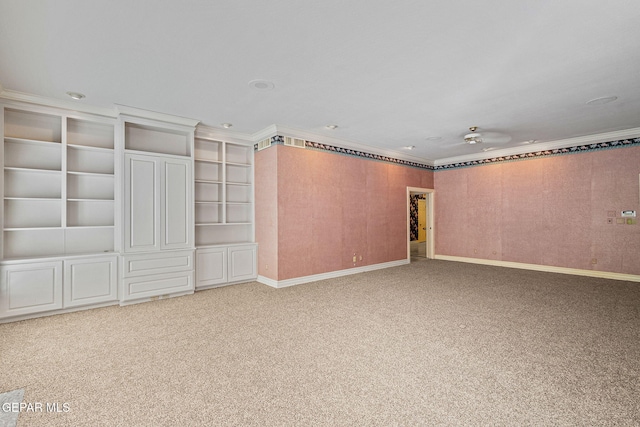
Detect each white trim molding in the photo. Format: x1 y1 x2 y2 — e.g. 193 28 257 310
434 127 640 166
435 255 640 283
116 104 200 128
0 88 119 118
257 259 410 289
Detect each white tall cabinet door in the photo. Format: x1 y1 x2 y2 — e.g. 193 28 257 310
161 158 192 250
124 154 191 253
124 154 160 252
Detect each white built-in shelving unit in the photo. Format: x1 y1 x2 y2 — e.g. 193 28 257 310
194 135 254 246
0 99 258 322
1 103 119 320
2 107 117 259
193 130 256 289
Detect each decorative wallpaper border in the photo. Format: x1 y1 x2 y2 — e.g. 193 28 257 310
255 135 640 171
254 136 434 170
304 140 435 170
434 137 640 170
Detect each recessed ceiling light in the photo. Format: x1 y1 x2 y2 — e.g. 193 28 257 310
248 79 275 90
482 147 495 152
524 139 537 144
326 124 338 130
66 91 85 100
221 123 233 129
586 96 618 106
404 145 415 150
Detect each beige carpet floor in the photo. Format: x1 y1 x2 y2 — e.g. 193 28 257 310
1 259 639 426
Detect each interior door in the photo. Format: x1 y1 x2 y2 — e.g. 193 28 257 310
418 199 426 243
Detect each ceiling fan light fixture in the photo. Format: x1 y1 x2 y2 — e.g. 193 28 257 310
464 133 482 144
464 126 483 144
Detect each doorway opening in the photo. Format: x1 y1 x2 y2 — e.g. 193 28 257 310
407 187 434 261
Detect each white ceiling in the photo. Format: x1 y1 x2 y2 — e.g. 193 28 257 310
1 0 640 163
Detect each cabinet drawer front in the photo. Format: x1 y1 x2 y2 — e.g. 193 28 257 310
122 250 193 278
121 271 194 302
0 261 63 318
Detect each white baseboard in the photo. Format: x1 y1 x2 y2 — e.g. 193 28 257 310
435 255 640 283
257 259 410 288
0 301 119 324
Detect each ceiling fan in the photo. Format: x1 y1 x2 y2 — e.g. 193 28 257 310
463 126 511 145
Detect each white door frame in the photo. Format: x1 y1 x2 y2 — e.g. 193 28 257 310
406 187 435 260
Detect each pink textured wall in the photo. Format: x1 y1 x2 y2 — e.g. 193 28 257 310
254 147 279 280
256 144 434 281
435 146 640 275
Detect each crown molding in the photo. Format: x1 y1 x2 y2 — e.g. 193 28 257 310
195 123 255 145
250 124 279 143
270 124 435 166
0 87 119 118
116 104 200 128
434 127 640 166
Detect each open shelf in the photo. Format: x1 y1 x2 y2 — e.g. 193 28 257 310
67 118 114 149
4 139 62 171
125 122 190 156
226 142 252 165
67 146 114 174
4 168 62 198
194 138 222 162
2 106 117 258
193 136 254 247
67 200 115 227
4 109 61 143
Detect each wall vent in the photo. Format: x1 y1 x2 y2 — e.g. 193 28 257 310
257 138 272 151
284 137 306 149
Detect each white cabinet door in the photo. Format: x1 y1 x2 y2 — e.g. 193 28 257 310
63 256 117 308
161 158 192 250
196 247 227 288
0 261 63 318
228 244 257 282
125 154 192 253
124 154 160 252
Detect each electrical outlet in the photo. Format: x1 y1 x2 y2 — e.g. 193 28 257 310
352 256 357 263
591 258 597 265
